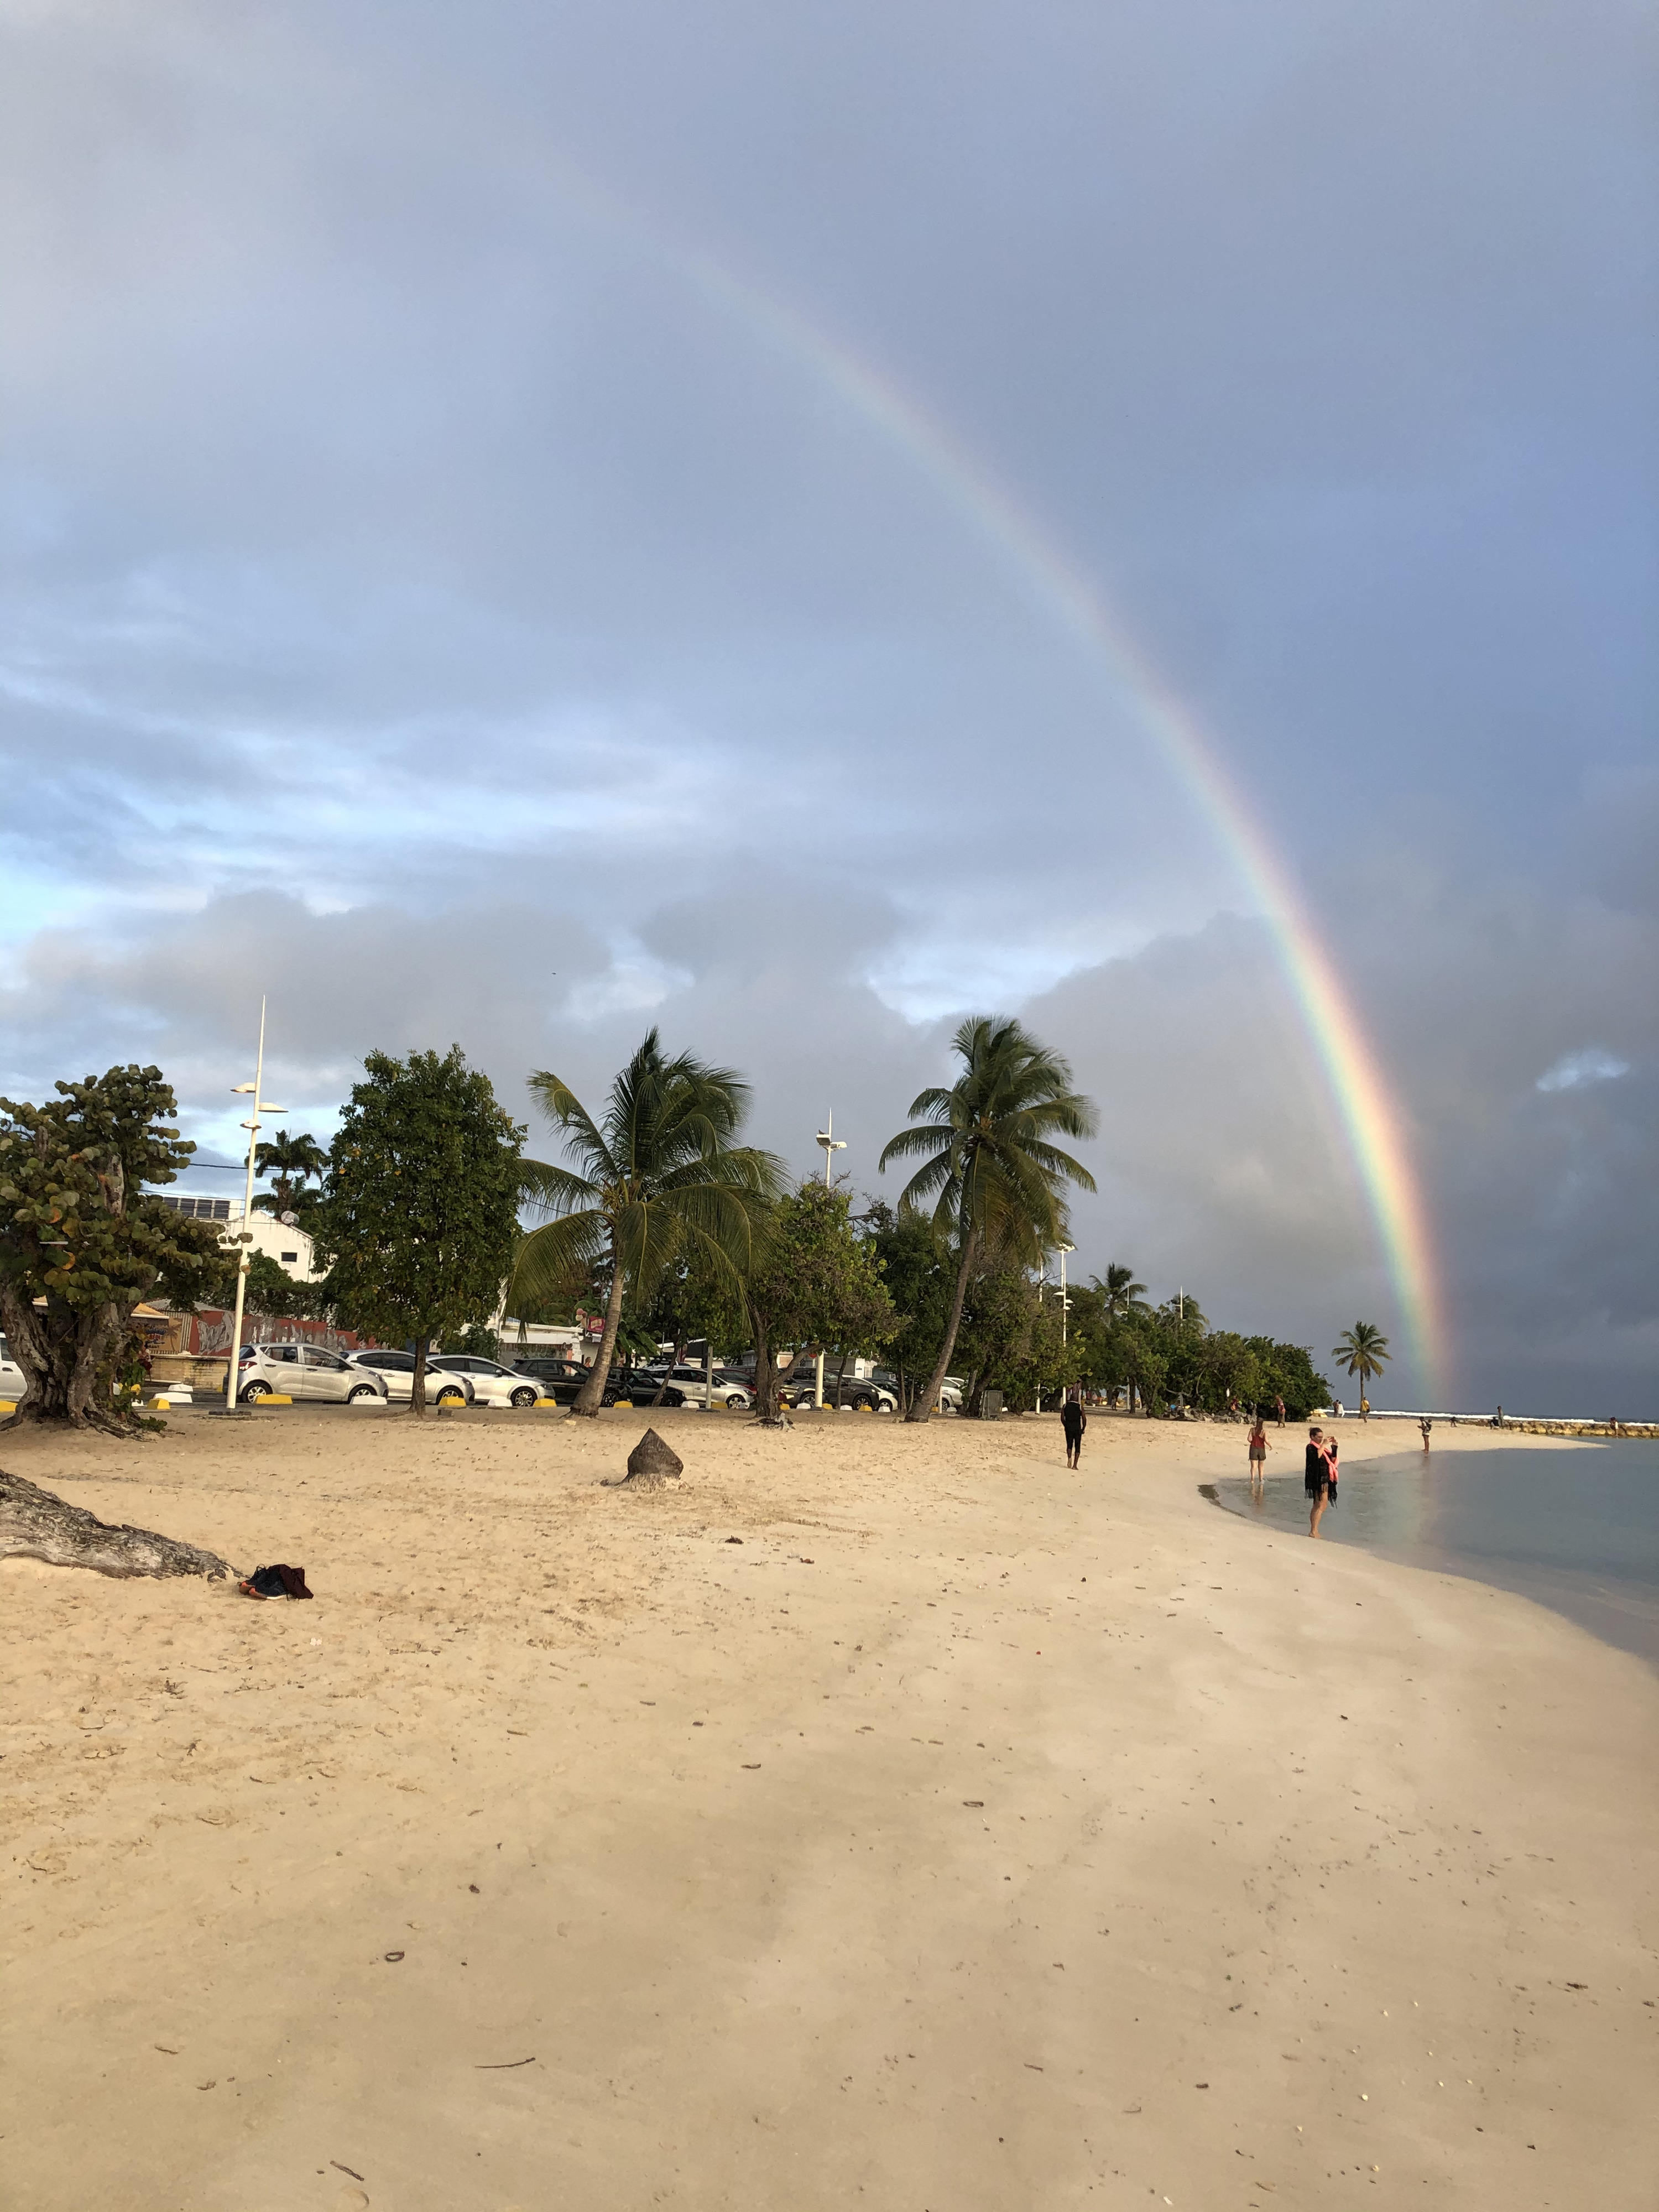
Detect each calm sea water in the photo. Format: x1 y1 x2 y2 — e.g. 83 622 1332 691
1205 1440 1659 1666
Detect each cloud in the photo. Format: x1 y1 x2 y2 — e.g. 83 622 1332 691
1 1 1652 1415
1536 1048 1631 1093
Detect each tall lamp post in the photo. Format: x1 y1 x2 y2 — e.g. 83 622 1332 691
214 998 285 1415
812 1113 848 1408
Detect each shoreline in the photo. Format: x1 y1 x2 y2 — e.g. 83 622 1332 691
2 1413 1653 2209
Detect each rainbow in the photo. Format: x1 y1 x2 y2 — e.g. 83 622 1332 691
486 140 1447 1397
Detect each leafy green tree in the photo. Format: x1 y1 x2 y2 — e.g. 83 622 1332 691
859 1201 953 1416
508 1030 781 1418
206 1244 324 1324
744 1182 898 1420
1331 1322 1391 1416
310 1047 524 1415
252 1128 329 1217
953 1258 1076 1412
0 1065 223 1432
879 1016 1097 1423
1250 1338 1331 1421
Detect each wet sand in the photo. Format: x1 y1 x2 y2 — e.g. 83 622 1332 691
2 1410 1653 2210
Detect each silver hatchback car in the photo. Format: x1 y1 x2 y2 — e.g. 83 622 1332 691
340 1348 473 1406
237 1341 389 1405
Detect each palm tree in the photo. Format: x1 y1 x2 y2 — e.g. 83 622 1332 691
253 1128 328 1213
1097 1263 1149 1322
1331 1322 1391 1417
880 1015 1097 1424
507 1030 782 1417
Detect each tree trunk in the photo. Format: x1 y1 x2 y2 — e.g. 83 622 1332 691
0 1282 137 1437
573 1259 627 1418
833 1345 851 1410
746 1310 807 1425
749 1302 777 1421
410 1334 431 1416
906 1232 977 1425
650 1337 687 1408
1 1468 236 1579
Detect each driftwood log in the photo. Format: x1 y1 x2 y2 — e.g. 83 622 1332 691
0 1468 237 1580
606 1428 684 1489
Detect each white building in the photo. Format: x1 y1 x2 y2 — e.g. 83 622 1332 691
155 1195 323 1282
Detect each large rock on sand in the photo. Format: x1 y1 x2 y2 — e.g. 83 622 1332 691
614 1428 684 1487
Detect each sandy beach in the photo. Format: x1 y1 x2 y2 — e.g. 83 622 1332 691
2 1409 1653 2211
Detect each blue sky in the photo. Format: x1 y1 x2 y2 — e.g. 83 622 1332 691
2 1 1655 1411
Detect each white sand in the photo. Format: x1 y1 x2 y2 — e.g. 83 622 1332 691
2 1410 1653 2210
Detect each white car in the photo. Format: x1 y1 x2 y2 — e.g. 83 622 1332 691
628 1363 753 1411
0 1334 27 1404
426 1353 544 1408
237 1341 389 1405
341 1349 473 1407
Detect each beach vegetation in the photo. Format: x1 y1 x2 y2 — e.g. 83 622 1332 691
743 1180 899 1419
879 1016 1098 1423
0 1065 225 1433
508 1030 781 1418
309 1047 524 1415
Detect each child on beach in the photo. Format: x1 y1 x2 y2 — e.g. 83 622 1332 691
1248 1417 1270 1489
1420 1416 1432 1451
1061 1396 1086 1469
1305 1426 1337 1538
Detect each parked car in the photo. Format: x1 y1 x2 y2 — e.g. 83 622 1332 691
425 1353 544 1408
239 1342 390 1405
0 1334 27 1404
869 1368 962 1412
625 1363 753 1411
781 1371 897 1412
505 1355 628 1408
339 1348 471 1407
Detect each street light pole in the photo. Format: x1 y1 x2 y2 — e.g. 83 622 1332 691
215 998 285 1415
813 1112 848 1407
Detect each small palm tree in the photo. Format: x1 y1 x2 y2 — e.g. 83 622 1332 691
508 1030 782 1418
253 1128 328 1212
880 1015 1097 1423
1331 1322 1391 1417
1097 1263 1149 1322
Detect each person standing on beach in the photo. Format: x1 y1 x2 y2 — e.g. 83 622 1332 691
1305 1426 1334 1537
1061 1395 1086 1469
1420 1416 1432 1451
1248 1417 1270 1490
1275 1395 1286 1428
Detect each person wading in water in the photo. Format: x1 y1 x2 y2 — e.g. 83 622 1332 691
1248 1415 1270 1491
1061 1394 1087 1470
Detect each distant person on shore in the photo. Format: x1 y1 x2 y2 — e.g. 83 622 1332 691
1248 1417 1270 1490
1275 1395 1286 1428
1061 1395 1086 1469
1333 1397 1344 1418
1305 1426 1335 1538
1420 1416 1432 1451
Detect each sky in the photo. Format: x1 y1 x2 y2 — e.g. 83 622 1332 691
2 0 1654 1415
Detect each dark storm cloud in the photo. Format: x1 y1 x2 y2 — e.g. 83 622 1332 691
1 1 1652 1411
